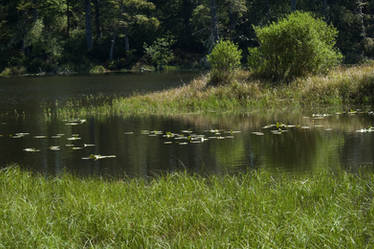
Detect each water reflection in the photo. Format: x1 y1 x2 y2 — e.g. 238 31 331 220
0 74 374 177
0 112 373 177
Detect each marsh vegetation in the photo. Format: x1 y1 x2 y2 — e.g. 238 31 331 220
0 166 373 248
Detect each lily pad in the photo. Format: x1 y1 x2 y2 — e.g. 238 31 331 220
271 130 283 135
124 131 134 135
34 135 47 139
72 147 83 150
181 130 193 134
252 132 265 136
49 146 61 151
83 143 96 147
24 148 40 152
67 137 81 141
190 140 202 144
263 124 276 129
82 154 117 160
15 132 30 137
356 128 374 133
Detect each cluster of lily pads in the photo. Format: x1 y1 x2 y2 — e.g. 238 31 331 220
250 121 333 136
125 129 241 145
2 119 116 161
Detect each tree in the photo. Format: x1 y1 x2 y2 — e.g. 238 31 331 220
85 0 93 51
101 0 159 61
144 37 175 70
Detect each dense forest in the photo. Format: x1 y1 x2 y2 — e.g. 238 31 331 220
0 0 373 74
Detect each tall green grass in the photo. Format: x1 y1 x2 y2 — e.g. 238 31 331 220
0 166 373 248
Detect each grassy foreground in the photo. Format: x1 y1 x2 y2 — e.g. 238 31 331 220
48 63 374 119
0 166 373 248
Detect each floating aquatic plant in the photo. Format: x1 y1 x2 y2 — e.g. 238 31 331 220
67 137 81 141
252 132 265 136
49 146 60 151
72 147 83 150
356 127 374 133
33 136 47 139
65 119 86 126
23 148 40 152
83 144 95 147
82 154 117 160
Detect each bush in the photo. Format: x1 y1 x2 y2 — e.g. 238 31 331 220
89 65 107 74
207 40 242 85
0 66 26 77
248 11 342 82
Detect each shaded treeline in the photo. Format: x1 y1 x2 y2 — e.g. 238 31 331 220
1 0 374 73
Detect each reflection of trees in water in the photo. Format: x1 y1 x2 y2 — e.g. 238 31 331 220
4 112 374 177
341 134 374 172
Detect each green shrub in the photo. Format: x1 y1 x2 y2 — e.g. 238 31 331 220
0 66 26 77
207 40 242 85
89 65 107 74
248 11 342 82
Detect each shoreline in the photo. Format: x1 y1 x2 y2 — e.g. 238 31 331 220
48 62 374 119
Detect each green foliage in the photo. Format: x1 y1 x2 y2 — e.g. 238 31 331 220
207 40 242 85
248 11 343 82
0 66 26 77
89 65 107 74
144 37 175 70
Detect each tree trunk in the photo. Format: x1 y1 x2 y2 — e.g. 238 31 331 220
124 27 130 53
124 36 130 53
291 0 296 11
323 0 328 20
66 0 70 37
93 0 102 40
109 34 116 61
85 0 93 51
209 0 219 50
356 0 366 58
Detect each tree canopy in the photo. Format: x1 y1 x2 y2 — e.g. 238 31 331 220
0 0 373 73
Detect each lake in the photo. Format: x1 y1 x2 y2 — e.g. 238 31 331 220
0 72 373 177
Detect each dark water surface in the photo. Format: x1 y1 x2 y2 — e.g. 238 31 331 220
0 73 373 177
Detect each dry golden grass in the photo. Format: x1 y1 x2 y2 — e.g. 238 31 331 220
49 63 374 119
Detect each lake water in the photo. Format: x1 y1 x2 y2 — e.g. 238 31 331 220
0 73 373 177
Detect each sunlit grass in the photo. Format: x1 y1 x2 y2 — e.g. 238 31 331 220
0 166 373 248
44 62 374 120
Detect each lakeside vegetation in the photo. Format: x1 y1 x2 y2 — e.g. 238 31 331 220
0 166 373 248
46 62 374 119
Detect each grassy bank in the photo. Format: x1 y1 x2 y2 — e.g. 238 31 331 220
0 166 373 248
47 63 374 119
